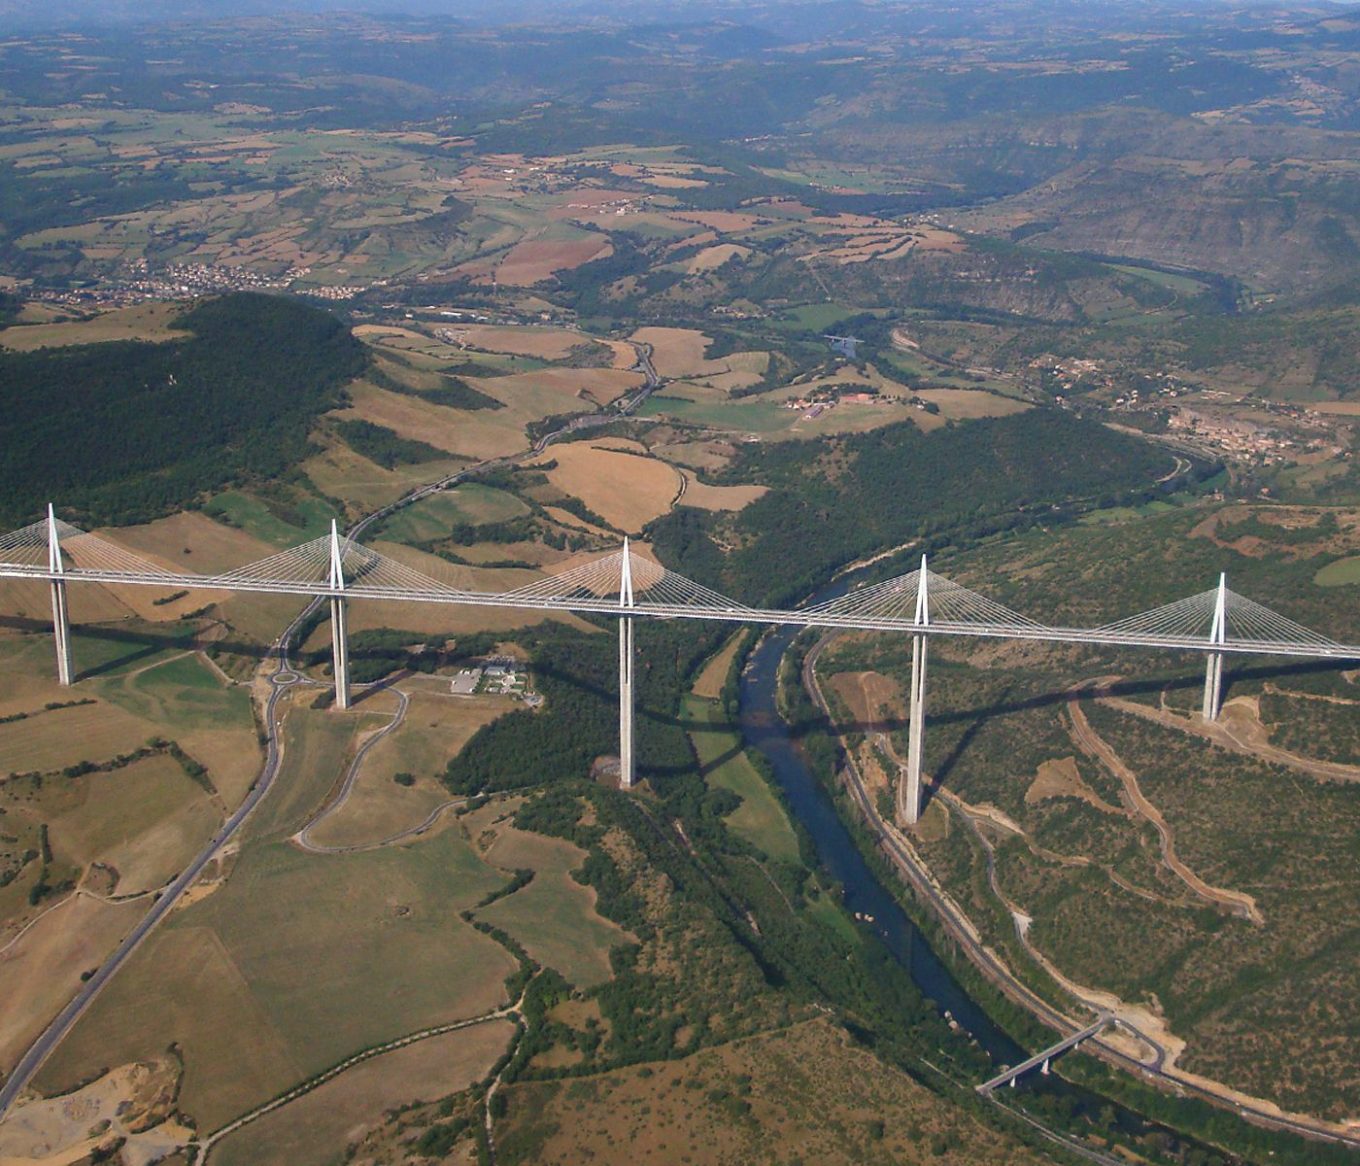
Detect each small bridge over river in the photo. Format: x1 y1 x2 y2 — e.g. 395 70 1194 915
977 1015 1118 1094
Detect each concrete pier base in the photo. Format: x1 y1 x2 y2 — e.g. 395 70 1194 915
1202 651 1223 722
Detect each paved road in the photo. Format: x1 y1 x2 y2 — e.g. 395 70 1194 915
0 654 299 1117
294 687 409 853
0 327 665 1120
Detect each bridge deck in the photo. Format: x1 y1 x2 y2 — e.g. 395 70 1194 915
977 1016 1112 1094
1 564 1357 661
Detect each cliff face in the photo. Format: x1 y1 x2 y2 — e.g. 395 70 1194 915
955 153 1360 297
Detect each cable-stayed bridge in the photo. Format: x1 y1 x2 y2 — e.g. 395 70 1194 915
2 506 1356 822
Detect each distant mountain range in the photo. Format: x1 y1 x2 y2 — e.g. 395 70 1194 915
7 0 1359 33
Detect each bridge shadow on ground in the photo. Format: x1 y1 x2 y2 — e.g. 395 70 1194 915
8 620 1350 801
646 657 1353 805
921 657 1353 814
0 615 271 682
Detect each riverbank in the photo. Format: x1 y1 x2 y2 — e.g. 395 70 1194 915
788 625 1360 1161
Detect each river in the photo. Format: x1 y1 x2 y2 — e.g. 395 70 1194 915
734 573 1246 1165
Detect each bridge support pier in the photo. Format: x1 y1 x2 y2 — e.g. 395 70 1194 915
1202 651 1223 722
902 632 927 826
619 540 636 790
330 596 350 711
899 558 930 827
619 615 634 789
1202 573 1227 722
329 522 351 711
50 581 72 687
46 505 72 687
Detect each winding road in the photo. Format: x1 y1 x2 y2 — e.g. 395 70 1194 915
292 686 409 853
1064 681 1263 924
803 637 1360 1151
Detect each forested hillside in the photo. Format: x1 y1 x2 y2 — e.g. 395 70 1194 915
650 411 1188 606
0 293 366 527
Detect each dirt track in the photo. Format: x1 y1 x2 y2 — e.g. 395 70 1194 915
1064 684 1263 924
1102 692 1360 785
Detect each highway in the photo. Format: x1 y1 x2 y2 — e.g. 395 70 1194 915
0 332 662 1120
0 650 299 1117
6 558 1358 662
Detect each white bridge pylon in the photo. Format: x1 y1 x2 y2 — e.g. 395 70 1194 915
496 540 754 791
0 514 183 579
802 558 1047 633
3 512 1358 819
804 556 1048 825
211 526 471 598
1092 574 1342 721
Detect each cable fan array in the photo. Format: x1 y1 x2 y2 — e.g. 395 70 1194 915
498 543 752 612
1094 584 1339 649
0 516 179 577
0 515 1353 655
208 532 466 595
803 563 1046 631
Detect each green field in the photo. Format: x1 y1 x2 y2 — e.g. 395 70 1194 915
36 826 517 1131
637 392 799 435
1314 555 1360 587
378 484 530 545
478 826 631 988
1077 498 1180 525
93 650 252 735
774 303 878 333
1107 263 1212 298
683 695 799 862
203 491 337 548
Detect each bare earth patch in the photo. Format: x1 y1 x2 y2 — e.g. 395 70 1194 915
829 670 904 730
630 326 767 390
0 1059 191 1166
912 388 1030 421
684 243 751 272
0 895 143 1075
678 476 767 512
496 235 612 286
692 632 746 701
1025 756 1123 814
628 326 715 378
106 511 277 576
439 323 587 360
